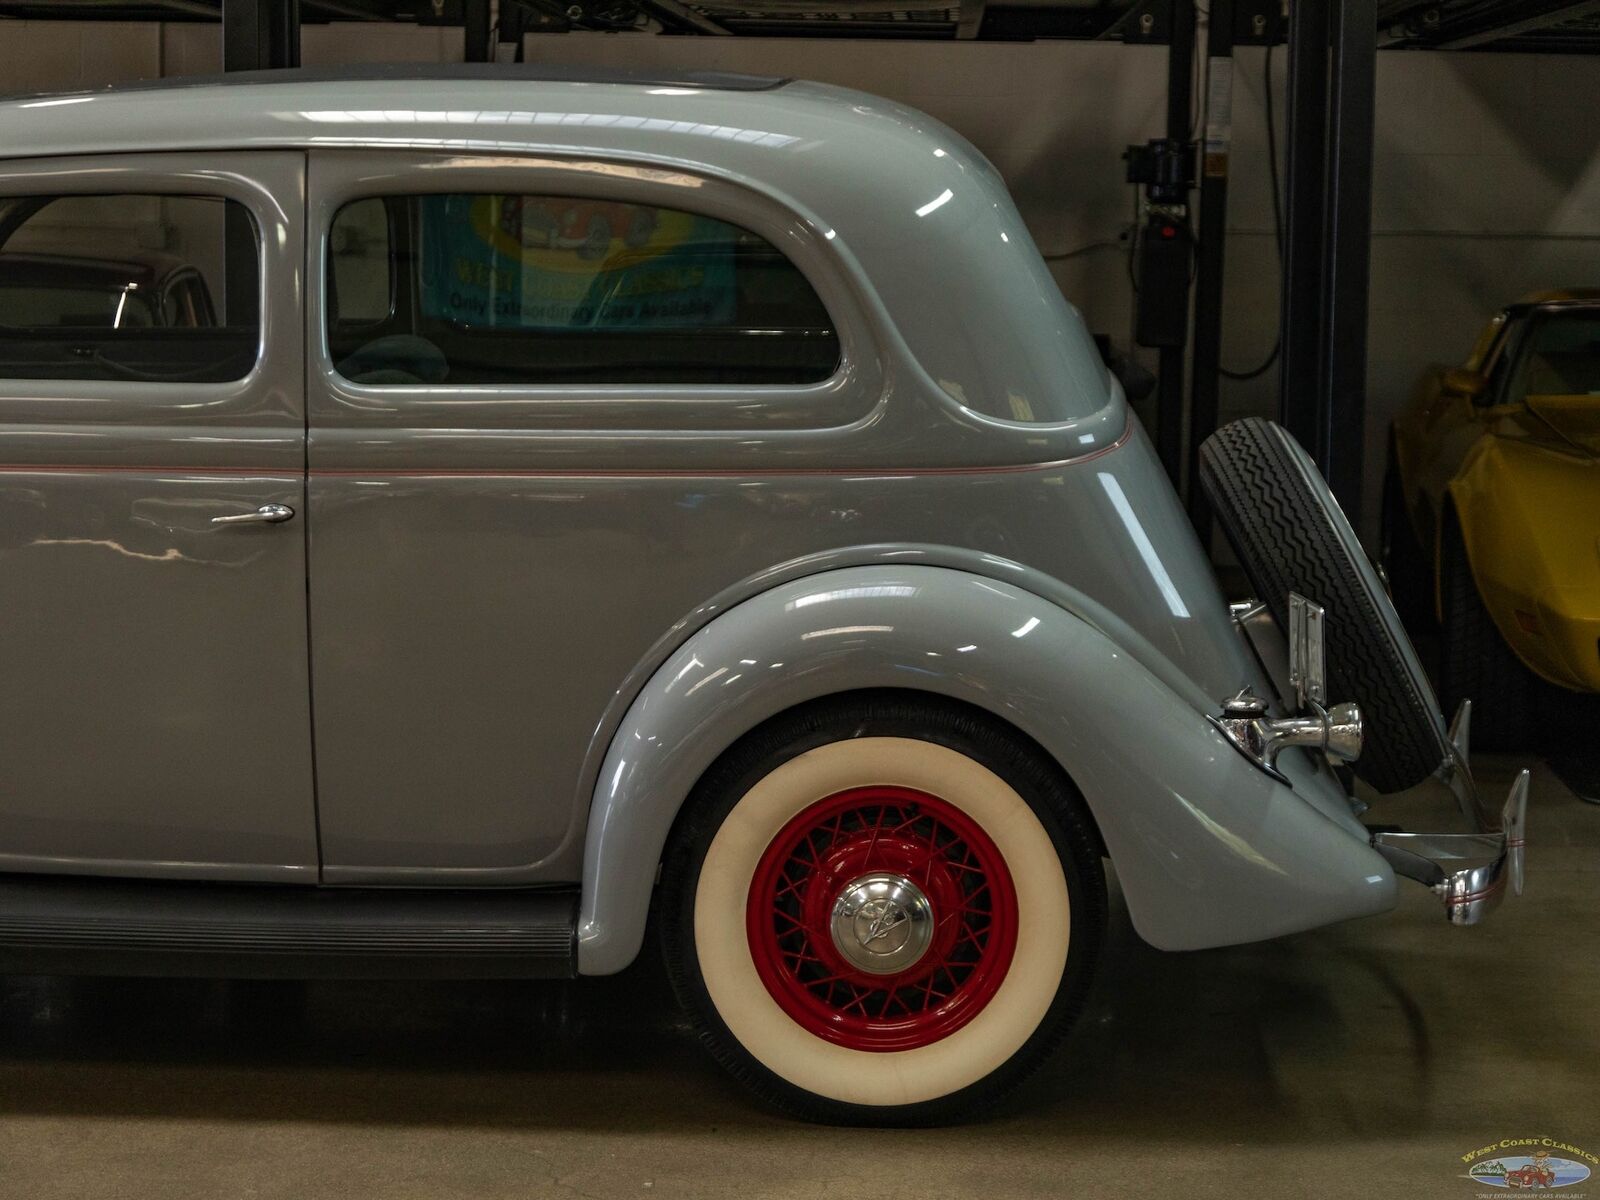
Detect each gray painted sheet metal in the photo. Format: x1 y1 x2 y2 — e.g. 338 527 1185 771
307 420 1266 883
579 564 1396 974
292 136 1252 885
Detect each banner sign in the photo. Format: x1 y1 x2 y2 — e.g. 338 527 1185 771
418 194 738 330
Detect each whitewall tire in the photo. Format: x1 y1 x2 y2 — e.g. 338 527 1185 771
659 693 1105 1125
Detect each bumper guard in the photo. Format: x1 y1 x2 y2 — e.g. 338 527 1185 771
1369 700 1529 926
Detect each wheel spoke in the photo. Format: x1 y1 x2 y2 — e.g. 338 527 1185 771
747 783 1018 1051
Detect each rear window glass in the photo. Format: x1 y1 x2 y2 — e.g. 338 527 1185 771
326 193 840 388
0 194 259 384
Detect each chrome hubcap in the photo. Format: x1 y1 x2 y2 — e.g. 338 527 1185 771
829 872 935 976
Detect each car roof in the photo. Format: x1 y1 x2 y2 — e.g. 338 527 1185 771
0 70 950 197
0 70 976 263
0 64 788 107
1512 288 1600 310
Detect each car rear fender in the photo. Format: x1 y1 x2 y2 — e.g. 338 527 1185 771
577 563 1395 974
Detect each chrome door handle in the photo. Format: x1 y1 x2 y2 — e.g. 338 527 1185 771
212 502 295 526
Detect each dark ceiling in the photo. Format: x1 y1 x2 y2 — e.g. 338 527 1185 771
2 0 1598 50
1380 0 1600 51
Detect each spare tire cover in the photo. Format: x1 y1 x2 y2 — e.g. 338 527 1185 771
1199 417 1449 794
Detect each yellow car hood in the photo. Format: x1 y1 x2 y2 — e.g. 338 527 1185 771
1526 393 1600 457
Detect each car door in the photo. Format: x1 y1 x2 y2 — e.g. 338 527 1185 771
302 150 862 885
0 153 316 882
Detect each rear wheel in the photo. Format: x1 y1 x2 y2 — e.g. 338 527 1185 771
659 694 1104 1125
1438 518 1539 751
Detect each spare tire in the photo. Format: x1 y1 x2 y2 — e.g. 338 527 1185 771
1198 418 1449 794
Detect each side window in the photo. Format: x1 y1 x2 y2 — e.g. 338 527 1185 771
1503 310 1600 403
326 193 840 388
0 193 259 384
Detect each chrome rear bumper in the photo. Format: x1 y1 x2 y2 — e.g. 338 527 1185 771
1370 701 1529 926
1226 599 1527 927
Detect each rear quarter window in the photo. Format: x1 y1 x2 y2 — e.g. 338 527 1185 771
326 193 840 389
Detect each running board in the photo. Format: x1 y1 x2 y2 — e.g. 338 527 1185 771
0 873 577 979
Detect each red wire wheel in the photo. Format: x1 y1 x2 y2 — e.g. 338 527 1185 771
745 784 1019 1052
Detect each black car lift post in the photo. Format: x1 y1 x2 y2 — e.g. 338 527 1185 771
465 0 492 61
1184 0 1235 538
1168 0 1376 533
1151 0 1197 486
221 0 300 328
1279 0 1377 522
222 0 300 71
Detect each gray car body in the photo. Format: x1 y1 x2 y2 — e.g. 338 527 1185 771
0 68 1395 975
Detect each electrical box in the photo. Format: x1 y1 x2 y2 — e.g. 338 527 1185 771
1134 216 1193 348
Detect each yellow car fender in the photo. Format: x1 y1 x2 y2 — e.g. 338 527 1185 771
1445 435 1600 691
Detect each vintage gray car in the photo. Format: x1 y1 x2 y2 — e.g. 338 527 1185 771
0 65 1525 1124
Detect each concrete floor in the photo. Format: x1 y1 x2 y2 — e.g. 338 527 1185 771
1 757 1595 1200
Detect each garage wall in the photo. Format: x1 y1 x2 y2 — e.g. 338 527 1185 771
3 18 1598 534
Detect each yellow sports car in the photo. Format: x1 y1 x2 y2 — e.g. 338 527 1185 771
1384 290 1600 749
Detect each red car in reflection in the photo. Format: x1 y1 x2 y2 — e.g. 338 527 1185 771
500 196 658 259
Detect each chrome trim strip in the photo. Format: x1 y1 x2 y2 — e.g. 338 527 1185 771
0 422 1136 480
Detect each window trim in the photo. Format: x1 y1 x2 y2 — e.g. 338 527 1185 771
1481 315 1532 409
0 153 294 412
327 191 840 391
307 150 882 433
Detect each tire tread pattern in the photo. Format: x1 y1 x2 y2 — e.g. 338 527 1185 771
1199 418 1447 793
